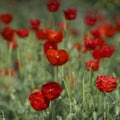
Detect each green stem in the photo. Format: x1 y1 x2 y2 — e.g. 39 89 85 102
8 45 12 68
103 93 107 120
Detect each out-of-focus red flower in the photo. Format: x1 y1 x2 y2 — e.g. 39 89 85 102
84 34 97 51
29 91 50 111
44 41 58 54
8 40 18 49
64 8 77 20
47 30 63 43
72 42 82 52
100 44 115 58
85 59 99 71
36 29 48 40
4 68 15 76
46 49 69 66
98 21 116 37
90 28 101 38
30 19 40 30
0 13 13 24
47 0 60 12
1 27 14 41
92 48 102 60
92 44 115 59
96 75 118 92
85 16 97 26
42 82 62 100
15 28 29 38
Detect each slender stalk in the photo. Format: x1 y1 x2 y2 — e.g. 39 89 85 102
103 93 107 120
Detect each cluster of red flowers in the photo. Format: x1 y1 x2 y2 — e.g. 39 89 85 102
46 0 77 20
0 68 15 77
29 82 62 111
84 10 118 71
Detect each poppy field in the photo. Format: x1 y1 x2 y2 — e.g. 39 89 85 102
0 0 120 120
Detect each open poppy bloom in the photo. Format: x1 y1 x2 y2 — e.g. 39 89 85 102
0 13 13 24
29 90 50 111
44 41 58 54
16 28 29 38
84 34 97 51
98 21 116 37
47 0 60 12
36 29 48 40
30 19 41 30
64 8 77 20
41 82 62 100
96 75 118 92
1 27 14 41
85 15 97 26
85 59 99 71
47 29 63 43
46 49 69 66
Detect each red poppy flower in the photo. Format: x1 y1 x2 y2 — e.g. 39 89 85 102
41 82 62 100
98 21 116 37
29 90 50 111
92 48 102 60
30 19 40 30
0 13 13 24
16 28 29 38
85 16 97 26
84 34 97 51
47 0 60 12
100 44 115 58
36 29 48 40
64 8 77 20
44 41 58 54
47 30 63 43
1 27 14 41
85 59 99 71
90 28 101 38
8 40 18 49
46 49 69 66
96 75 118 92
92 44 115 59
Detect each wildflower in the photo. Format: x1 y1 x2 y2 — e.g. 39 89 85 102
44 41 58 54
47 29 63 43
96 75 118 92
29 91 50 111
42 82 62 100
30 19 40 30
36 29 48 40
85 16 97 26
98 21 116 37
1 27 14 41
46 49 69 66
15 28 29 38
64 8 77 20
85 59 99 71
0 13 13 24
47 0 60 12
